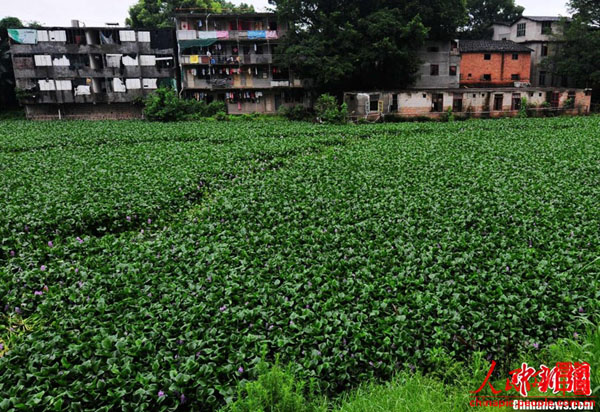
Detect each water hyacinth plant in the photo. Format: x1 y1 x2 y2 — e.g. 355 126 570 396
0 117 599 410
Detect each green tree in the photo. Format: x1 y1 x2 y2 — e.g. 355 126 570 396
0 16 23 29
546 1 600 90
569 0 600 27
273 0 466 93
462 0 524 38
126 0 254 28
0 17 24 110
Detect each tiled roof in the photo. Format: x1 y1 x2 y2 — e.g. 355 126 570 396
459 40 533 53
522 16 569 22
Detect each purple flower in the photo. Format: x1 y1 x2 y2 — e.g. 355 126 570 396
126 216 131 222
24 225 29 233
148 218 152 224
43 285 48 292
76 237 83 244
532 343 539 350
369 361 374 366
573 332 579 339
307 281 312 287
219 305 227 312
289 320 294 325
48 241 53 248
158 390 165 398
578 307 584 313
177 339 184 345
78 281 84 288
15 307 22 314
207 276 212 282
0 343 3 351
34 291 43 296
238 366 244 373
268 324 274 330
40 265 46 271
9 250 15 257
179 394 187 404
75 268 79 273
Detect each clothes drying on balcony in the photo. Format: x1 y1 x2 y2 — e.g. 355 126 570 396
248 31 266 39
266 31 278 40
8 29 38 44
100 31 114 45
75 86 91 96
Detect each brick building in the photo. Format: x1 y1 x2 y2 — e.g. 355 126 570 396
174 12 309 114
459 40 532 87
7 24 176 120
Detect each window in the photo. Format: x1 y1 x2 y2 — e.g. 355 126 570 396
430 64 439 76
542 21 552 35
427 46 440 52
483 74 492 81
449 65 457 76
539 71 546 86
517 23 526 37
541 44 548 57
494 94 504 111
512 53 519 60
511 93 522 110
369 95 379 112
484 53 491 60
453 93 463 112
502 37 507 40
390 94 398 111
511 74 520 80
468 73 472 78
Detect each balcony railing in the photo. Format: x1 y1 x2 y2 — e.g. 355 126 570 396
180 54 273 65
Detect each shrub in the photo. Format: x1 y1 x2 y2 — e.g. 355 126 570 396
279 105 312 121
443 107 455 122
144 88 228 122
213 111 229 121
517 97 528 118
223 361 319 412
143 87 183 122
314 94 348 124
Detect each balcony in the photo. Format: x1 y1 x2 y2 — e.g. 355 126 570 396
178 30 282 42
180 54 273 65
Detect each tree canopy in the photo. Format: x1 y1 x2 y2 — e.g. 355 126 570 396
273 0 467 92
126 0 255 28
462 0 524 38
0 17 23 29
546 0 600 91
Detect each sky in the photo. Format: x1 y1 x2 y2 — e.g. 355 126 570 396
0 0 569 27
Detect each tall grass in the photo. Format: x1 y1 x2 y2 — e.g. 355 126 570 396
222 323 600 412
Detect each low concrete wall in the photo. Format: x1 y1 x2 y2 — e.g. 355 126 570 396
24 103 144 120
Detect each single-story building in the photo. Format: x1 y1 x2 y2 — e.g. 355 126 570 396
344 88 592 120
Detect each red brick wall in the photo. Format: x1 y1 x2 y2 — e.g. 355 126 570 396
460 52 531 86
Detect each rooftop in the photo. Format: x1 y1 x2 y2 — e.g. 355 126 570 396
459 40 533 53
521 16 569 22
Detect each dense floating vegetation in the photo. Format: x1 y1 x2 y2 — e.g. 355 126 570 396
0 117 599 410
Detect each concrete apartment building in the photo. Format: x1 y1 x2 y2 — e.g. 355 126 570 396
174 12 308 114
491 16 570 87
7 24 176 119
413 40 461 89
